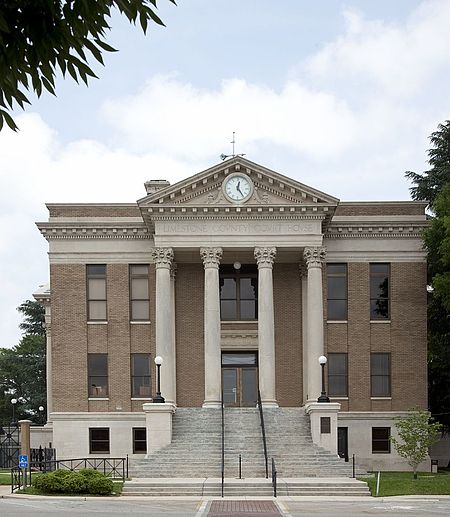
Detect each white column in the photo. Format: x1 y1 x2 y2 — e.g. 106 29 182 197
200 247 223 408
304 246 326 402
255 246 278 408
170 262 177 405
151 247 175 404
300 263 308 406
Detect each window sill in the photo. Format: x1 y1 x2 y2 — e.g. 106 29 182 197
221 320 258 324
130 321 151 325
87 321 108 325
88 397 109 401
372 451 391 454
370 320 391 324
131 397 152 401
327 320 348 324
330 397 349 400
371 397 392 400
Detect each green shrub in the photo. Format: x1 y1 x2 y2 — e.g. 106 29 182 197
61 472 87 494
32 469 113 495
86 475 114 495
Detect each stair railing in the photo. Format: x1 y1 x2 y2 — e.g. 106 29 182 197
271 457 277 497
257 389 269 479
221 391 225 498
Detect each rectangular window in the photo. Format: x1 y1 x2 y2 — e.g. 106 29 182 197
327 264 347 320
371 353 391 397
89 428 110 453
87 264 107 321
88 354 108 397
370 263 390 320
131 353 151 397
372 427 391 453
133 428 147 454
320 417 331 434
130 265 150 321
220 265 258 321
328 353 348 397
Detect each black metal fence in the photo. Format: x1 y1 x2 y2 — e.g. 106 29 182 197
0 424 20 468
11 457 128 493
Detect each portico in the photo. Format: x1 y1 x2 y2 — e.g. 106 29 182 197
138 158 338 408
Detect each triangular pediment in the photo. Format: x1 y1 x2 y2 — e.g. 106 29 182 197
138 156 339 209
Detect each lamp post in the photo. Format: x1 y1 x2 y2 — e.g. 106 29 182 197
11 398 17 426
317 355 330 403
38 406 45 425
153 356 165 403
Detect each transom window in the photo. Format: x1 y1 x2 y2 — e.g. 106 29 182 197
219 265 258 321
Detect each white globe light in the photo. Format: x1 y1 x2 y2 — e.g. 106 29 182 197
38 406 44 412
233 261 241 270
318 355 327 365
11 398 17 405
155 356 163 365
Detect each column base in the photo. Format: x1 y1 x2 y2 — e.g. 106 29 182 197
260 400 279 408
202 400 222 409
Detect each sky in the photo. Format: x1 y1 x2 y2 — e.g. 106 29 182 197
1 0 449 348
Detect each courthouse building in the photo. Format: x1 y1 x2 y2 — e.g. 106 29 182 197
35 156 428 471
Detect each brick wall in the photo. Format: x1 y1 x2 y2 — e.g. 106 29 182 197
326 262 427 412
51 264 88 412
175 263 205 407
273 263 302 406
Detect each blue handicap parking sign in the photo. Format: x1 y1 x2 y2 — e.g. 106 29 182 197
19 455 28 468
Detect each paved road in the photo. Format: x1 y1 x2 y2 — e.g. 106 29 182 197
1 497 450 516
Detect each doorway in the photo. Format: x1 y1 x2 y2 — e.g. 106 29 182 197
338 427 349 462
222 352 258 407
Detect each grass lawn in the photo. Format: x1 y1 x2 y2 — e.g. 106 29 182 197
0 470 12 485
360 471 450 497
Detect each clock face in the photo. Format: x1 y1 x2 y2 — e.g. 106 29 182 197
223 174 253 202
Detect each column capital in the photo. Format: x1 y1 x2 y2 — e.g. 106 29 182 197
151 247 174 269
200 247 223 269
254 247 277 268
303 246 326 269
299 262 308 279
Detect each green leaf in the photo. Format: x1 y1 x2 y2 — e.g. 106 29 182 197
0 109 18 131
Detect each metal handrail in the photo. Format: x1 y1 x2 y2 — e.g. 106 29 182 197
221 392 225 498
271 457 277 497
257 389 269 479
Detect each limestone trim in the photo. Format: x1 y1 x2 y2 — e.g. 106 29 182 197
254 247 277 268
304 246 327 268
151 248 174 269
326 223 427 239
37 223 150 240
200 247 223 269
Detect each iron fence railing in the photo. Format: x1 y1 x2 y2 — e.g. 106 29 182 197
257 390 269 479
11 456 128 493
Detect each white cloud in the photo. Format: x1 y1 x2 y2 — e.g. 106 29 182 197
1 0 450 348
303 0 450 98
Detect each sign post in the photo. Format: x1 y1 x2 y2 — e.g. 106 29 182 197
18 420 32 489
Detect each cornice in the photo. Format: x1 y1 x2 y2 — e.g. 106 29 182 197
37 222 151 240
326 222 427 239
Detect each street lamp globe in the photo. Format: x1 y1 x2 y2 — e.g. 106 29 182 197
318 355 327 366
11 398 17 405
155 356 163 366
38 406 44 412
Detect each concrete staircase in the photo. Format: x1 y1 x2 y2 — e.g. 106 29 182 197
124 407 370 496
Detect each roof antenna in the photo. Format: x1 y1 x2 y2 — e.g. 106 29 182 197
220 131 246 161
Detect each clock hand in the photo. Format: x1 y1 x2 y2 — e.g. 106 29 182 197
236 181 244 197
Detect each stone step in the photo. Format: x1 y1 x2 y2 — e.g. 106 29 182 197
122 477 371 497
